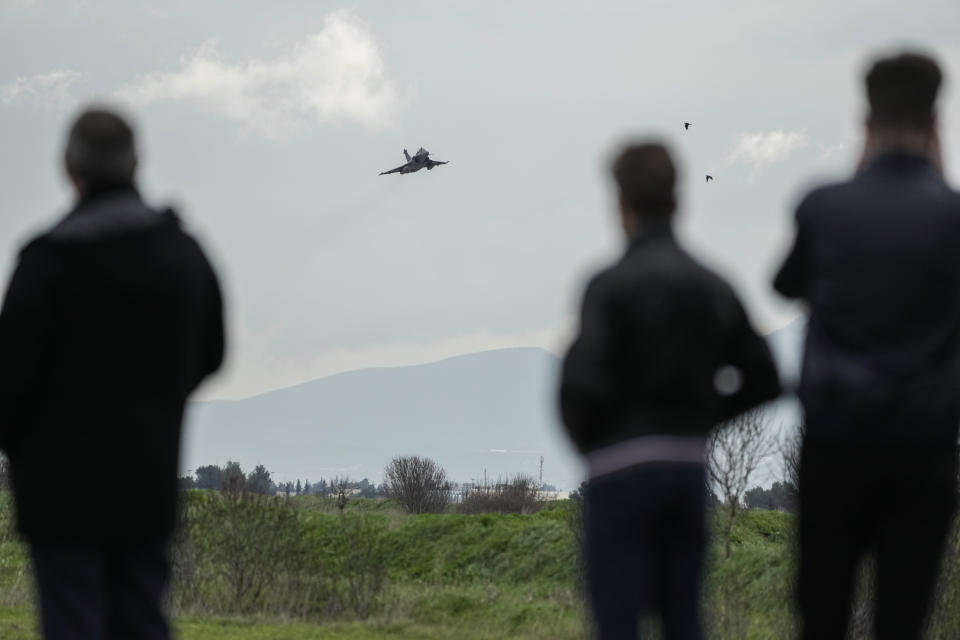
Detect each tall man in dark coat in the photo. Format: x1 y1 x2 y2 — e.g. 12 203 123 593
559 142 780 639
774 52 960 639
0 108 225 639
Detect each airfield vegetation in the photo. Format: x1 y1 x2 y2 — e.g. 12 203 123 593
0 493 956 639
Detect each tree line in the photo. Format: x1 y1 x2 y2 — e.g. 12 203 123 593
175 455 544 517
178 462 384 499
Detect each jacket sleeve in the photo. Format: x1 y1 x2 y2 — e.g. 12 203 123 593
0 241 59 452
716 294 782 423
192 249 225 391
204 267 225 380
559 275 620 451
181 229 225 391
773 200 812 300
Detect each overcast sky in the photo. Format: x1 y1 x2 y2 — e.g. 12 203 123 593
2 0 959 400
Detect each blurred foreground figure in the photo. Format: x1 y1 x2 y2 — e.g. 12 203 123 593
775 52 960 640
560 143 780 639
0 108 224 640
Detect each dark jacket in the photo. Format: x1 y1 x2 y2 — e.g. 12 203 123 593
560 222 780 453
0 187 224 543
774 151 960 444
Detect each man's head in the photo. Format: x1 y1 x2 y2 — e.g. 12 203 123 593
64 107 138 197
863 51 943 157
611 142 677 237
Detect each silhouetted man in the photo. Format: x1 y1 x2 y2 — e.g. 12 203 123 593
0 107 224 640
774 52 959 639
560 142 780 639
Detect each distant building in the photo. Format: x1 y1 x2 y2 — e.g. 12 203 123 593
449 482 477 504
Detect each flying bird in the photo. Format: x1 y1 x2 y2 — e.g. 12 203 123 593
683 122 692 130
706 175 714 182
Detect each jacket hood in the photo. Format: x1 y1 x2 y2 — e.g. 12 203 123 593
48 187 173 244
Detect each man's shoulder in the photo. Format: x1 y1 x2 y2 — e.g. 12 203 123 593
27 203 213 278
798 171 960 221
936 180 960 208
607 242 732 298
46 194 179 244
583 259 645 307
15 232 59 267
795 180 854 218
583 264 621 299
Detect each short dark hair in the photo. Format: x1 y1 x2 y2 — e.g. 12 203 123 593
611 142 676 219
64 107 137 189
866 52 942 130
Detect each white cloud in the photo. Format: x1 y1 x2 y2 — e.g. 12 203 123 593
116 10 404 136
819 143 845 160
0 70 82 106
1 0 104 12
725 129 810 176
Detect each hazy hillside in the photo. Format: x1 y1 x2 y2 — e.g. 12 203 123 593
183 320 807 490
183 348 581 488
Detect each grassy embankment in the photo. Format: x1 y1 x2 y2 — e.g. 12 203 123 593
0 493 955 639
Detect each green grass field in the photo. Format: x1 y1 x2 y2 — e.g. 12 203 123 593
0 604 581 640
0 494 955 639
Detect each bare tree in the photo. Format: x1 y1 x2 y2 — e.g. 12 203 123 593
459 473 542 515
331 476 352 513
779 423 805 502
210 490 304 613
382 456 451 514
339 514 388 619
708 409 776 557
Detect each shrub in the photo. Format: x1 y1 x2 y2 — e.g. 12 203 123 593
173 489 308 615
459 474 542 515
383 456 451 514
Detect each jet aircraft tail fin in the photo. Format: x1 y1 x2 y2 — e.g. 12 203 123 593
403 149 411 162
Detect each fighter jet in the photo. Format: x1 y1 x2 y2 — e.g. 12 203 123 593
706 175 714 182
684 122 692 130
379 148 449 175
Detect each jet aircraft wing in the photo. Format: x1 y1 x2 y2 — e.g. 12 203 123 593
379 164 406 175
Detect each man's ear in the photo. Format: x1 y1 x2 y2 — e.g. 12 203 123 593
929 114 944 177
618 198 638 238
856 116 876 175
64 160 85 196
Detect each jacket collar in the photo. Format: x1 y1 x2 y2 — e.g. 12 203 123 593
50 186 165 243
71 184 141 214
861 149 935 176
627 218 675 252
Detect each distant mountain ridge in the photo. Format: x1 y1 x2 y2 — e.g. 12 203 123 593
183 347 581 489
183 322 806 490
